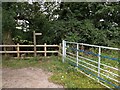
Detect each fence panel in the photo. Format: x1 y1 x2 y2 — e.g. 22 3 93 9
0 43 61 57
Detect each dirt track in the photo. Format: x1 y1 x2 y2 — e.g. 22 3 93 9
2 67 63 88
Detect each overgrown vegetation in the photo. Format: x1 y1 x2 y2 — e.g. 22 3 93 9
2 2 120 47
2 56 105 88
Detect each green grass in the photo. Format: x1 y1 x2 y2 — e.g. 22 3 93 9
2 56 105 88
66 49 120 88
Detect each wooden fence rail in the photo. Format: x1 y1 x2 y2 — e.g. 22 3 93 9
0 43 62 58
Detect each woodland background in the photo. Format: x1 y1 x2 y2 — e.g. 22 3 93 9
2 2 120 47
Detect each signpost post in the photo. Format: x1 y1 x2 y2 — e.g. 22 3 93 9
33 31 42 57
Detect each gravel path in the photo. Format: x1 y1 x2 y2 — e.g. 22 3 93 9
2 67 63 88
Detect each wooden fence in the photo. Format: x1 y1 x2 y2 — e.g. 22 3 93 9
0 43 62 58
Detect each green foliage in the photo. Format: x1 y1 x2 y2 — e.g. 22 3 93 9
53 2 120 47
2 2 120 47
2 3 16 32
2 3 16 44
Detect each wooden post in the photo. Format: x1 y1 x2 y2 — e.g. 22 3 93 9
17 43 20 58
44 43 47 57
59 43 61 56
33 31 37 57
4 47 7 56
81 44 84 50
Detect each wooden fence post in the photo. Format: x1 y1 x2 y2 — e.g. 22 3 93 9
81 44 84 50
17 43 20 58
33 31 37 57
59 43 61 56
44 43 47 57
4 47 7 56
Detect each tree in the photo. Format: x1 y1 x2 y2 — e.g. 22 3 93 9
2 2 120 47
2 2 16 45
52 2 120 47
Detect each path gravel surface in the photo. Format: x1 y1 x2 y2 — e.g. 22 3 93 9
2 67 63 88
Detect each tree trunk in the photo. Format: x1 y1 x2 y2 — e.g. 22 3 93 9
3 30 14 51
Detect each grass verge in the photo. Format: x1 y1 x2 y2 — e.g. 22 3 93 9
2 56 105 88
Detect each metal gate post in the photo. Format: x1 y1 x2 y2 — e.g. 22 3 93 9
76 43 79 68
62 40 66 63
98 47 101 81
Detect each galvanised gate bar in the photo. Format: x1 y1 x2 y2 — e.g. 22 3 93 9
62 40 120 89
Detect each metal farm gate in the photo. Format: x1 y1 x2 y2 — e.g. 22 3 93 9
62 40 120 89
